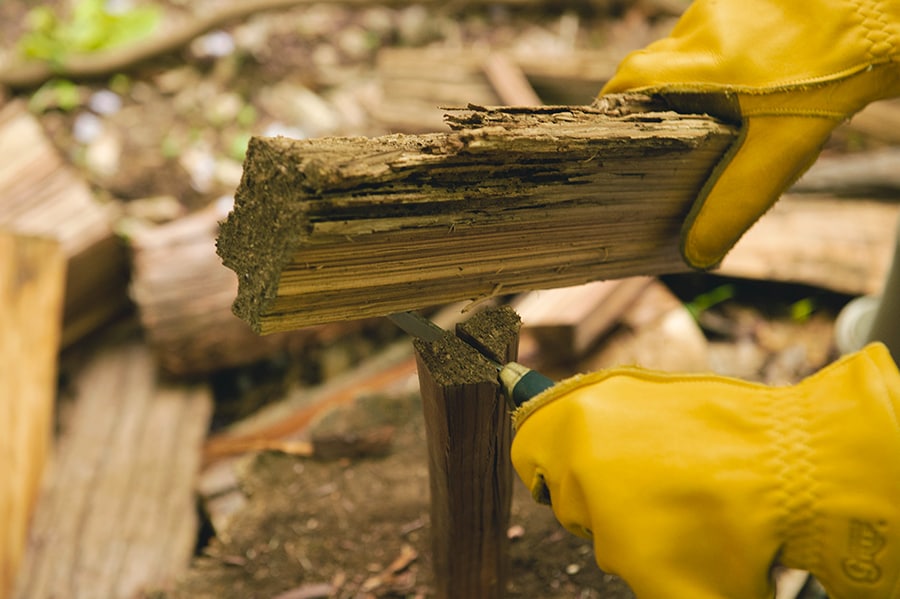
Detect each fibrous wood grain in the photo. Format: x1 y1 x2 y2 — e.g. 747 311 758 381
413 306 520 599
13 342 212 599
0 231 65 599
218 98 736 334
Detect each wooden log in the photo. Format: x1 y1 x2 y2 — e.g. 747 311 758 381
413 305 520 599
0 99 129 347
218 98 737 334
13 342 213 599
0 231 65 599
719 194 900 296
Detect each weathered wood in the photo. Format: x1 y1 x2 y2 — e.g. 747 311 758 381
719 194 900 296
413 306 519 599
0 231 65 599
129 200 332 374
0 99 129 346
218 99 736 334
14 342 212 599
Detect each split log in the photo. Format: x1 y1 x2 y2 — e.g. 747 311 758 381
218 98 737 334
720 194 900 296
14 342 212 599
0 231 65 599
413 305 520 599
129 200 335 374
0 99 129 347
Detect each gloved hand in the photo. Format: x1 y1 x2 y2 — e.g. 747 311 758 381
510 343 900 599
600 0 900 269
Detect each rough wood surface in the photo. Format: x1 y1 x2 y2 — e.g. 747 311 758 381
219 98 736 334
720 194 900 296
14 342 213 599
0 231 65 599
413 306 520 599
0 99 128 346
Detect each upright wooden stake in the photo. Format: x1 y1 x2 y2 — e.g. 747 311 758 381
413 306 520 599
0 231 65 599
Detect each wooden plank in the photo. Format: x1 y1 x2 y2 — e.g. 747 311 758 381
412 306 520 599
13 342 213 599
0 99 128 346
218 99 736 334
0 231 65 599
719 194 900 296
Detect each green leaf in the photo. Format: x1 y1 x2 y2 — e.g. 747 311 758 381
684 284 736 319
17 1 161 64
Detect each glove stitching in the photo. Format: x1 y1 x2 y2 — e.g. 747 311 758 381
849 0 898 60
770 387 823 574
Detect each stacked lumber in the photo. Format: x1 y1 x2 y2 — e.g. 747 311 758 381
0 232 65 599
0 99 128 347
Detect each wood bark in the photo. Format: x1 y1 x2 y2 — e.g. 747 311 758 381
13 342 212 599
0 99 129 347
218 98 736 334
413 305 520 599
0 231 65 599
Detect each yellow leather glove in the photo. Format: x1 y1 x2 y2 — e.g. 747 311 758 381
511 343 900 599
601 0 900 269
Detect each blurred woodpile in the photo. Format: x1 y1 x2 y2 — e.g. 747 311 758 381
1 1 899 598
